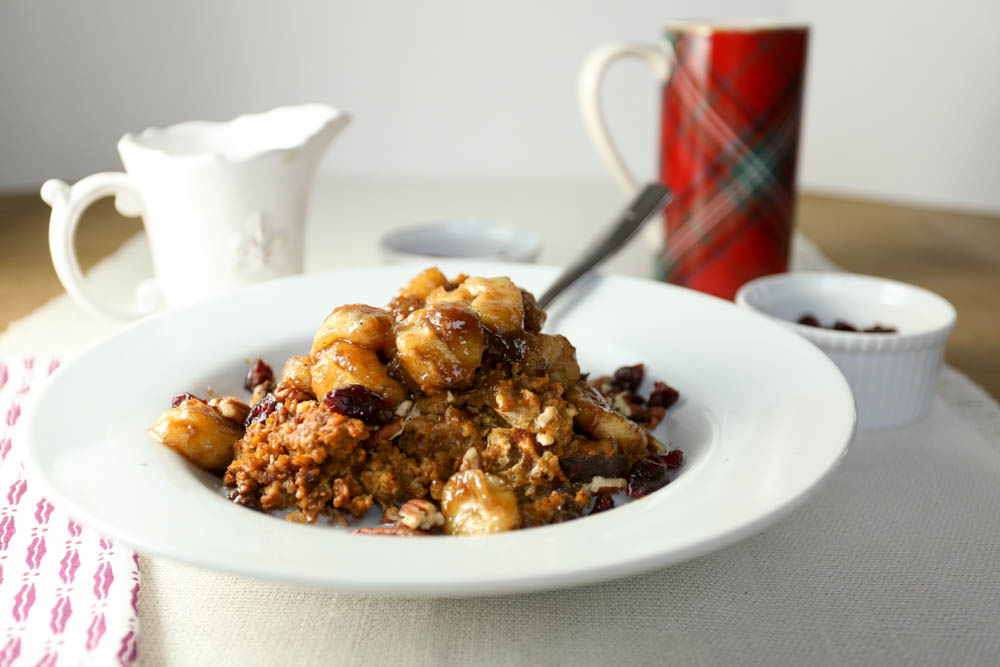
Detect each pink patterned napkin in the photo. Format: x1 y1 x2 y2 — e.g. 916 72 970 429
0 358 138 666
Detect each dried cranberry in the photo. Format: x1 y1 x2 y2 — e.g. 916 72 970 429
800 315 897 333
626 456 671 498
171 392 203 408
244 358 274 391
244 394 277 428
658 449 684 468
590 494 615 515
484 330 531 364
228 489 261 511
612 363 644 392
647 381 679 409
324 385 384 423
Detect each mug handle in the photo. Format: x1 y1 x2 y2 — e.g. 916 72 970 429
41 174 158 320
578 42 673 195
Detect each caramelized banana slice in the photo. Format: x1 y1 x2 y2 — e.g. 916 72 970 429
273 354 314 400
429 276 525 333
567 383 648 460
441 449 521 535
312 304 394 356
147 399 243 471
395 302 484 391
521 288 547 332
311 340 406 406
536 334 581 387
388 267 450 317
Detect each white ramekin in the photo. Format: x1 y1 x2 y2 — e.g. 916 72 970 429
735 272 957 429
379 222 540 264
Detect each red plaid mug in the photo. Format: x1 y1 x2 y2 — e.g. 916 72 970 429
579 20 809 299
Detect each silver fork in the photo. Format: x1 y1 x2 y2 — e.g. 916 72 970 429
537 182 671 309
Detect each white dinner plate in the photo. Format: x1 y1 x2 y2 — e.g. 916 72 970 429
21 262 855 596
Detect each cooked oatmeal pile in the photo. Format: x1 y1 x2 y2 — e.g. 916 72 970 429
148 268 681 535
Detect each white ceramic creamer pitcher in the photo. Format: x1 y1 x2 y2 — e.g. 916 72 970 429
41 104 349 319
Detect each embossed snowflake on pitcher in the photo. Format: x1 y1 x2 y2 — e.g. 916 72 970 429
231 212 289 274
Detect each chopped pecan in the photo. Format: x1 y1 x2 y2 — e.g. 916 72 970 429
587 476 627 494
397 499 445 531
351 524 430 537
210 397 251 424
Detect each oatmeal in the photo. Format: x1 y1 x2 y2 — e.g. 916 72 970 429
147 268 683 535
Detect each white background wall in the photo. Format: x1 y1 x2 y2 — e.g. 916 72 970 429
790 0 1000 212
2 0 998 213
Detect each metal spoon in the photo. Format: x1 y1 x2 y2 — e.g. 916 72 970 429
537 182 671 309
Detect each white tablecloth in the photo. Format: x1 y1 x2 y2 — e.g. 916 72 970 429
4 181 998 665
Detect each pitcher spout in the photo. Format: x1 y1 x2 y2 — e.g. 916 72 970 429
294 104 351 168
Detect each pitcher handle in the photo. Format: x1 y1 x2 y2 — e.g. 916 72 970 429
41 173 156 320
578 42 673 195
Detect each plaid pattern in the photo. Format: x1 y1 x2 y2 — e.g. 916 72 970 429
656 27 808 299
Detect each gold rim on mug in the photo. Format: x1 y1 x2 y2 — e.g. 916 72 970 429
663 18 810 33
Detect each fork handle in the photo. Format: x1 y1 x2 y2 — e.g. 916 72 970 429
537 182 671 309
